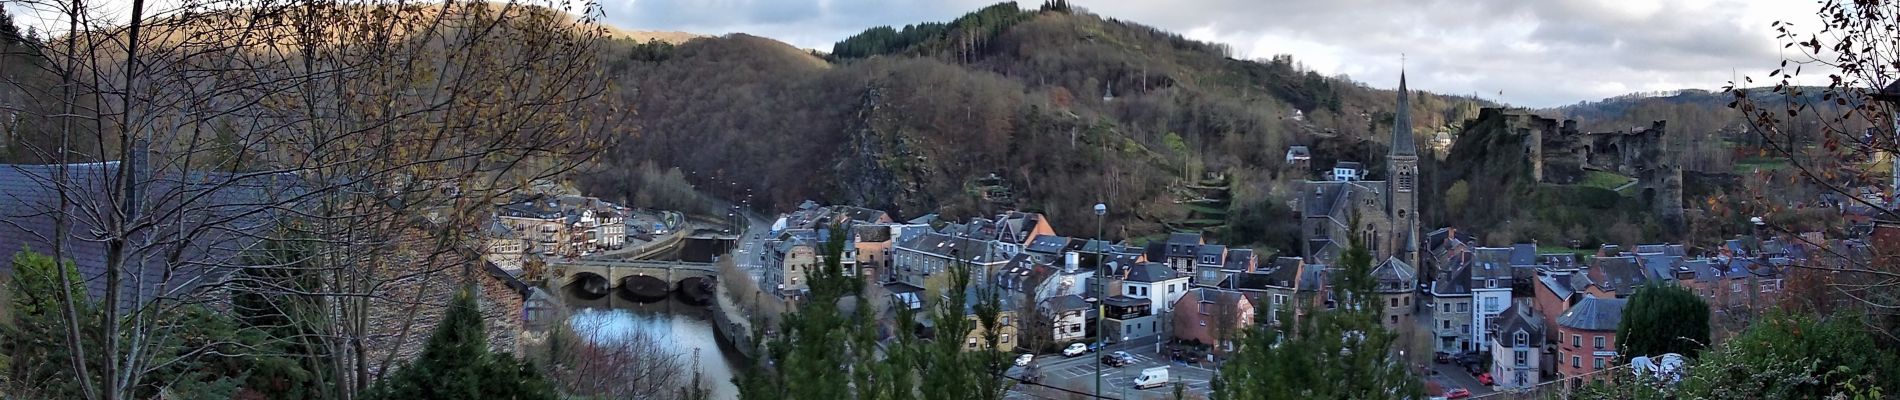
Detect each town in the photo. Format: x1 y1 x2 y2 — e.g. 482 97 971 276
1 1 1897 399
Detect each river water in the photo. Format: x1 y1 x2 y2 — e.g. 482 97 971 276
562 287 744 399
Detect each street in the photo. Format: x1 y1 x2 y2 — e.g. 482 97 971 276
1005 337 1215 400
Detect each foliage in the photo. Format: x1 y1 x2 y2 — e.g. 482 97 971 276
1675 313 1898 399
831 2 1034 60
1210 233 1422 399
1616 283 1711 359
361 287 556 400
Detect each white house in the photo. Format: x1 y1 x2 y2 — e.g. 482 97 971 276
1471 247 1514 350
1123 262 1192 317
1490 303 1544 390
1331 161 1362 182
1042 294 1091 343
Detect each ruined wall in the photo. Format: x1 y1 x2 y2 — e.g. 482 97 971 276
1447 108 1685 233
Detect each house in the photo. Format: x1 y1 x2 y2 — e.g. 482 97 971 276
1430 261 1475 353
959 284 1020 352
1217 257 1303 318
764 233 820 298
482 220 528 274
1041 294 1092 343
993 252 1089 307
890 232 1011 297
1533 269 1608 344
1372 256 1418 331
1491 303 1545 390
498 198 567 256
1171 288 1256 352
1103 295 1156 343
1122 262 1192 331
1331 161 1364 181
851 224 898 278
1589 256 1650 297
1471 247 1515 350
1556 296 1626 389
1286 145 1312 171
1158 232 1204 276
1192 244 1228 285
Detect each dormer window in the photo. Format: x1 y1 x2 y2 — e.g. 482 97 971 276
1515 331 1527 347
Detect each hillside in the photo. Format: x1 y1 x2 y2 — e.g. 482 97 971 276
581 2 1495 252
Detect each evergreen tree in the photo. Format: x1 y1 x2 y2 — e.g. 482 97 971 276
1211 229 1422 399
361 285 555 400
1616 283 1710 359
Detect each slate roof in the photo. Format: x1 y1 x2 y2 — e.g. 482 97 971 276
1372 257 1417 291
1509 244 1538 266
1557 296 1627 331
1198 244 1227 259
1471 248 1513 283
1025 235 1072 255
1223 248 1258 271
1335 161 1364 171
1045 294 1091 312
1297 264 1329 293
994 253 1058 293
1124 262 1179 283
1594 256 1649 294
1433 264 1472 296
1537 273 1576 300
1494 304 1545 346
0 162 303 311
895 232 1008 264
1540 253 1581 270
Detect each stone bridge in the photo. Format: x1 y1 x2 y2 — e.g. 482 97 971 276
551 259 719 303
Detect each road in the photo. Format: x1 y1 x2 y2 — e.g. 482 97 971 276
1415 301 1496 397
1004 336 1216 400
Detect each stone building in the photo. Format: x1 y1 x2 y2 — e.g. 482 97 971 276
1460 108 1686 232
1299 71 1420 269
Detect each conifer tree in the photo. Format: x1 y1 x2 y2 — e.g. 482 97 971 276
361 285 554 400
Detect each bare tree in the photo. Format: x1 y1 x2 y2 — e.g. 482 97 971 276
1728 1 1900 339
547 309 689 399
0 0 614 398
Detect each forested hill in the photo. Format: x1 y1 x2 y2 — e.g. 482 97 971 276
583 1 1495 250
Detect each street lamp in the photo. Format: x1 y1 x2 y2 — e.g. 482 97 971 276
1092 202 1107 399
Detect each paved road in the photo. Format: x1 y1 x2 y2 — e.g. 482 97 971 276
1005 336 1217 400
1414 299 1496 397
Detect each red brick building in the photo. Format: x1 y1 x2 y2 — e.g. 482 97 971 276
1554 296 1625 389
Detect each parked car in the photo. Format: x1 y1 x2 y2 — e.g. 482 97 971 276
1101 351 1135 367
1476 372 1493 386
1444 388 1472 399
1015 354 1035 367
1063 343 1090 357
1088 341 1103 352
1434 352 1452 364
1134 367 1171 389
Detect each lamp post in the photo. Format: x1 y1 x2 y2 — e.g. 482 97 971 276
1092 202 1107 399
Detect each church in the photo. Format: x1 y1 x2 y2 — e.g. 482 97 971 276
1299 71 1421 271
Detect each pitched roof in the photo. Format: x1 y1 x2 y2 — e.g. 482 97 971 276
1025 235 1072 255
1471 247 1513 281
1509 244 1538 266
1433 263 1472 296
1594 256 1648 294
1372 256 1417 288
1557 296 1627 331
1391 70 1416 156
1494 304 1545 345
1125 262 1179 283
1223 248 1258 271
1045 294 1090 312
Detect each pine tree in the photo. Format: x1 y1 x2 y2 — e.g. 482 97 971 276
1211 228 1422 399
361 285 555 400
1616 283 1710 358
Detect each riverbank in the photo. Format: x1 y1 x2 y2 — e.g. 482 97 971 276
713 279 759 360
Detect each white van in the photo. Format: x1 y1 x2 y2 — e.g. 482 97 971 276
1133 366 1170 389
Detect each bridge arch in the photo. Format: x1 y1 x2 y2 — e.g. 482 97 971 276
619 275 670 302
569 272 609 299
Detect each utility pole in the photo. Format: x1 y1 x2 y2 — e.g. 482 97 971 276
1093 202 1107 399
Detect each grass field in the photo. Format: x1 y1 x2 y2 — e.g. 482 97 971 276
1578 171 1636 192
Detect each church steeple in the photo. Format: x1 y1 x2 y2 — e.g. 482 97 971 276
1391 70 1416 156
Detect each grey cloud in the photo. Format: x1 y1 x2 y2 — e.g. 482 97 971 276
590 0 1793 106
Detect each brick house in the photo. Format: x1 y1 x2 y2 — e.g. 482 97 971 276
1171 288 1255 352
1555 296 1626 389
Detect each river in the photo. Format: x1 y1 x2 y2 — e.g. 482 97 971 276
562 287 745 399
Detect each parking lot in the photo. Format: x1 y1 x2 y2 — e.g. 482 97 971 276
1005 338 1218 400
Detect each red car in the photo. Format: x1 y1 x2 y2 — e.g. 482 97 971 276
1444 388 1472 399
1476 372 1493 386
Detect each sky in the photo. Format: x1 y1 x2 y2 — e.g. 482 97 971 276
7 0 1819 107
588 0 1815 108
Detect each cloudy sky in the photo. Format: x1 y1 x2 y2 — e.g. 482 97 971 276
593 0 1814 107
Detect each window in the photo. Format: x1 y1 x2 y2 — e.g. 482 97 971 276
967 337 978 348
1515 371 1527 386
1442 320 1451 330
1001 316 1010 326
1001 334 1011 343
1572 356 1581 368
1274 294 1288 306
1440 303 1450 313
1390 315 1398 324
1593 357 1605 370
1484 297 1500 312
1199 320 1207 326
1572 334 1582 348
1593 336 1605 350
1390 298 1399 308
1516 331 1528 347
1404 296 1411 306
1515 350 1528 366
1458 303 1469 312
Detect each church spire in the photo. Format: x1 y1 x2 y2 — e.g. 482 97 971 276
1391 69 1416 156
